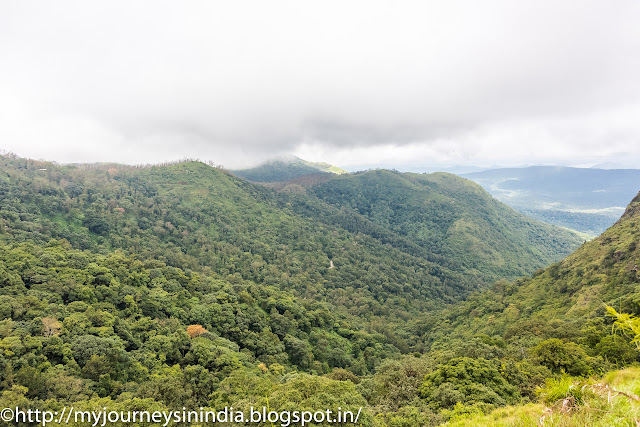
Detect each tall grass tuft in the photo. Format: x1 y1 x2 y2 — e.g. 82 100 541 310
537 374 592 407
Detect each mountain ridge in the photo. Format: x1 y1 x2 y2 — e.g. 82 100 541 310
308 169 583 281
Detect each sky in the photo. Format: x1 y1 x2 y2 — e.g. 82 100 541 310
1 0 640 171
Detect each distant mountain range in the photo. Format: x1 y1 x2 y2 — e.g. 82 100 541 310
462 166 640 235
233 159 640 236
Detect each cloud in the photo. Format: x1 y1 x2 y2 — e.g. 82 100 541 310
1 0 639 168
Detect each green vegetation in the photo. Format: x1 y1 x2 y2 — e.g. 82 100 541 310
405 190 640 425
443 368 640 426
310 170 583 281
426 190 640 344
0 153 638 425
419 357 519 412
607 306 640 351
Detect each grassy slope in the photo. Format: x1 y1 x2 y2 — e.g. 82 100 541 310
444 368 640 426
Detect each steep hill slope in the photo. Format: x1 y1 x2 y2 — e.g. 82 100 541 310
424 192 640 425
410 189 640 384
309 170 583 282
441 189 640 339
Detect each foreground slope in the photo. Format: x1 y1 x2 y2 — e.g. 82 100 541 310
443 368 640 426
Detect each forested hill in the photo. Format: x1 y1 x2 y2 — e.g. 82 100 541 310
434 188 640 339
397 190 640 425
0 156 483 311
0 154 583 372
308 170 583 281
0 156 581 310
0 154 629 425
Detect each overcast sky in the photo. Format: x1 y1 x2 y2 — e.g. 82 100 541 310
1 1 639 171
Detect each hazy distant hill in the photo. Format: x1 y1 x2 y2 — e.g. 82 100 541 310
231 156 347 182
462 166 640 235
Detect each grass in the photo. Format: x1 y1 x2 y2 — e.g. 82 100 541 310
442 368 640 426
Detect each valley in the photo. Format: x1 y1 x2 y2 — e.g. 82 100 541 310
0 154 638 426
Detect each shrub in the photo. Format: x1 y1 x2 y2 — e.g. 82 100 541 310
419 357 518 411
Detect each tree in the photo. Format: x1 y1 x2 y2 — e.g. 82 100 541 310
419 357 518 411
372 355 434 411
607 306 640 351
531 338 590 376
42 317 62 337
186 324 207 338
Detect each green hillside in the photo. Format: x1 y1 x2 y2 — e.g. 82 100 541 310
310 170 583 281
0 154 620 426
231 156 347 182
432 189 640 341
0 156 582 321
0 156 482 320
404 191 640 424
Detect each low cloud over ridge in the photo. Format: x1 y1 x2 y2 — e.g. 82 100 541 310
1 1 639 169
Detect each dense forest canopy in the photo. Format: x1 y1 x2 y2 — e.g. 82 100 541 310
0 153 637 426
